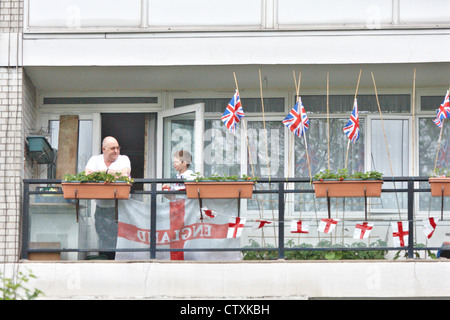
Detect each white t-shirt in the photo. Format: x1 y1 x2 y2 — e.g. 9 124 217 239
172 169 197 191
85 154 131 207
177 169 197 180
85 154 131 173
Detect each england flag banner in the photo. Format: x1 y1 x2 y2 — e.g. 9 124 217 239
290 220 310 234
423 217 438 239
353 222 374 239
391 221 409 247
318 218 340 234
116 198 242 261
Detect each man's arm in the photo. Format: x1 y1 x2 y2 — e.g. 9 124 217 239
107 167 131 176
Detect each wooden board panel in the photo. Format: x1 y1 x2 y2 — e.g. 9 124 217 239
56 115 79 179
28 242 60 261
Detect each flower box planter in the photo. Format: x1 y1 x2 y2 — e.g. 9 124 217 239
184 181 254 199
61 182 131 199
61 181 131 223
429 178 450 197
313 180 383 198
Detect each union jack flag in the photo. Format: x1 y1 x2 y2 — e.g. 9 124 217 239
283 97 309 137
433 90 450 128
343 98 360 143
221 90 245 134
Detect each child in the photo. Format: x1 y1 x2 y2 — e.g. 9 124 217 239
162 149 197 192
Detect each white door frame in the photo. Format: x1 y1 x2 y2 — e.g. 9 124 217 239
156 103 205 178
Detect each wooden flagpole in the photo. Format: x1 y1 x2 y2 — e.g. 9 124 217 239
412 68 416 175
411 68 417 237
371 71 401 219
345 69 362 169
259 69 277 246
433 86 450 173
233 72 255 179
371 72 394 176
259 69 271 180
327 71 330 170
234 72 267 246
434 117 445 173
293 71 312 183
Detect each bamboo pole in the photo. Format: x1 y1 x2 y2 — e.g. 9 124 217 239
259 69 271 181
293 71 312 183
433 86 450 173
371 72 394 175
412 68 416 176
233 72 255 179
345 69 362 169
411 68 417 240
434 124 444 173
258 69 277 246
327 72 330 170
371 71 401 219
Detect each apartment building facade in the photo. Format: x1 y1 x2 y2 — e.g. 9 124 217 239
1 0 450 299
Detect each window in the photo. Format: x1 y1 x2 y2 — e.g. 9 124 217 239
301 94 410 114
175 97 285 113
203 119 241 177
294 118 365 177
418 116 450 211
175 97 285 178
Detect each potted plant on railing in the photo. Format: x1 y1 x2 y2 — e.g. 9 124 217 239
429 168 450 197
184 173 256 199
61 171 134 200
313 169 383 198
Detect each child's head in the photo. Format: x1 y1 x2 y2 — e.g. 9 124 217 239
173 149 192 173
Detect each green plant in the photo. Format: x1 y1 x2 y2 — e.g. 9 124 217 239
314 169 383 181
242 239 278 260
191 172 258 183
430 167 450 177
63 171 134 184
393 243 437 259
243 239 387 260
0 269 43 300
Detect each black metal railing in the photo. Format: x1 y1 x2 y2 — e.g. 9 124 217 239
21 177 449 260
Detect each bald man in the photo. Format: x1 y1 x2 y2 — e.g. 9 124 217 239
85 136 131 177
85 136 131 260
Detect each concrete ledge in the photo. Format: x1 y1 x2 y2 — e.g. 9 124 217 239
6 259 450 299
23 31 450 67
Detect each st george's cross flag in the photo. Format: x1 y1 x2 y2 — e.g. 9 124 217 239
290 220 310 234
353 221 374 239
283 97 310 137
318 218 340 234
391 221 409 247
423 217 438 239
343 98 360 143
200 207 216 220
433 90 450 128
221 90 245 134
227 216 246 238
115 198 242 261
252 219 272 230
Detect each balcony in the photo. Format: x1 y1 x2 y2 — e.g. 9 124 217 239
21 177 450 261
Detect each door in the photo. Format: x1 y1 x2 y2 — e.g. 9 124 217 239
157 103 205 178
101 113 147 190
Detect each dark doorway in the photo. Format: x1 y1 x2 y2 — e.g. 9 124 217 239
101 113 146 190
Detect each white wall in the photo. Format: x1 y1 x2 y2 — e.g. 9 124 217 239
10 260 450 299
24 0 450 33
23 30 450 67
